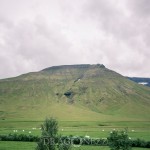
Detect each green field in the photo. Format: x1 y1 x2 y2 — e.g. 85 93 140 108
0 141 150 150
0 120 150 149
0 120 150 140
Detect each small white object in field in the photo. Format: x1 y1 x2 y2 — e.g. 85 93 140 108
102 129 104 131
29 131 31 133
85 135 90 138
113 129 115 130
129 137 131 139
62 129 64 131
23 130 24 132
131 130 135 132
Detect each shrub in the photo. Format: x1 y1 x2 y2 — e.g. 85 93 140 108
131 138 150 148
36 117 58 150
36 117 71 150
107 129 132 150
0 133 39 142
57 135 72 150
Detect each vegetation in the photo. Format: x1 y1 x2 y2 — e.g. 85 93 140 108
36 117 71 150
1 134 149 148
0 133 39 142
131 139 150 148
0 64 150 149
36 117 58 150
1 119 149 149
1 142 150 150
0 141 37 150
107 129 131 150
0 64 150 121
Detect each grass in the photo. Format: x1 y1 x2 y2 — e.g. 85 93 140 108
0 64 150 122
0 141 36 150
0 120 150 140
0 141 150 150
0 120 149 149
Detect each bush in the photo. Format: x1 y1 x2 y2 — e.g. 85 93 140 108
131 139 150 148
36 117 58 150
36 117 71 150
0 133 39 142
107 129 132 150
57 135 72 150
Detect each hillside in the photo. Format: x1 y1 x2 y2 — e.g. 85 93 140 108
0 64 150 121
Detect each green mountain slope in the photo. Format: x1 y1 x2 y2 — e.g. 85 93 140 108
0 64 150 121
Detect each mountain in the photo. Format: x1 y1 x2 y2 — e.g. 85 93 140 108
0 64 150 121
128 77 150 87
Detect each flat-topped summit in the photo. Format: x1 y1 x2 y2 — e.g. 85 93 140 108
42 64 105 71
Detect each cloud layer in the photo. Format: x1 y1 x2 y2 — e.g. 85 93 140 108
0 0 150 79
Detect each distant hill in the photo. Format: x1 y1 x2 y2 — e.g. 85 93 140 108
0 64 150 121
128 77 150 87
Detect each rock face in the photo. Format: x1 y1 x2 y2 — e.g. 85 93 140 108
0 64 150 120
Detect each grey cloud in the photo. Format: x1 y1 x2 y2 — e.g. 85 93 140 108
83 0 150 77
127 0 150 17
0 0 150 79
0 16 76 78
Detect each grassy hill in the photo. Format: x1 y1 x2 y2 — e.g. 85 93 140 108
0 64 150 121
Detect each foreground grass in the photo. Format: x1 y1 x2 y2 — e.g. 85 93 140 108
0 141 36 150
0 120 149 150
0 141 150 150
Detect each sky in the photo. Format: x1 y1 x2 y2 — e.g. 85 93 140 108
0 0 150 79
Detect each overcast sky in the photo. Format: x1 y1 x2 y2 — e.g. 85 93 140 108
0 0 150 79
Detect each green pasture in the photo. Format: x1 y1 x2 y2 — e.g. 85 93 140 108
0 119 150 149
0 141 150 150
0 120 150 141
0 120 150 150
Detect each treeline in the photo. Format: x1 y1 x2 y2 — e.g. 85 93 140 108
0 133 39 142
0 134 150 148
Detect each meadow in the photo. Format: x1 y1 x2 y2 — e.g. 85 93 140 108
0 141 150 150
0 120 150 150
0 120 150 139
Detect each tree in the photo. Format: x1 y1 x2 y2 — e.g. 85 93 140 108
41 117 58 137
36 117 58 150
107 129 132 150
36 117 71 150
